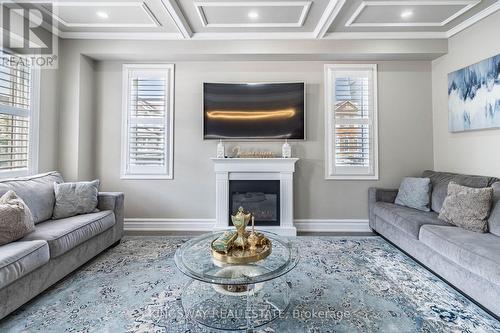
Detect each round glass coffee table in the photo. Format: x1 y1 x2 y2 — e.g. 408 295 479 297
174 231 299 332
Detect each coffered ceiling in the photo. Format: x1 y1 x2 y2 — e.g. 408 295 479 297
27 0 500 39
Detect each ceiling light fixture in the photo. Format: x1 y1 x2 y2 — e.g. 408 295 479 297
96 11 109 19
248 11 259 19
400 10 413 19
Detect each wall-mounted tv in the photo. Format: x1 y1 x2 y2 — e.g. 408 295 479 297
203 82 305 140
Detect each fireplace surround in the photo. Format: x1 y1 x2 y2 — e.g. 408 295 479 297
212 158 298 236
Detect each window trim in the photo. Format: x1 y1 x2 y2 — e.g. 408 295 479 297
324 64 378 180
0 67 40 179
120 64 174 180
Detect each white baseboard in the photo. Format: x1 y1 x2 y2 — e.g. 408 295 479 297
124 218 215 231
124 218 370 233
294 219 370 233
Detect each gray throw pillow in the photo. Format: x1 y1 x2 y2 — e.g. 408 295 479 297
53 180 100 219
0 190 34 245
438 181 493 233
395 177 431 211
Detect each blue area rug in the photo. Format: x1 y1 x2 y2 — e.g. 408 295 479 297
1 236 499 332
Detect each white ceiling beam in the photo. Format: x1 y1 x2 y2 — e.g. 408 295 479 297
161 0 193 39
313 0 346 39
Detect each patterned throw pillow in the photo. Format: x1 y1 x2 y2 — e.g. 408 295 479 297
0 190 34 245
52 180 100 219
395 177 431 211
438 181 493 233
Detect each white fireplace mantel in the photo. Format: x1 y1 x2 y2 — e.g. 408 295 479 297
212 158 299 236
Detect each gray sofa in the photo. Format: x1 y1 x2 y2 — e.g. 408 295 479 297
0 172 124 319
369 170 500 318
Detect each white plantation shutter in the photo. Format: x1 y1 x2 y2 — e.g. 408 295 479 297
325 64 378 179
0 52 39 177
122 64 174 179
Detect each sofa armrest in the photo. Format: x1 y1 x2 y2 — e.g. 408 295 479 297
98 192 124 241
368 188 398 230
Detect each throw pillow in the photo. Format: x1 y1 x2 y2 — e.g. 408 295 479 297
0 190 34 245
53 180 100 219
395 177 431 211
438 181 493 233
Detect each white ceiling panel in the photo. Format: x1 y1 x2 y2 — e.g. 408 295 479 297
195 2 310 27
349 3 471 26
328 0 498 33
47 0 179 33
53 2 158 27
179 0 331 33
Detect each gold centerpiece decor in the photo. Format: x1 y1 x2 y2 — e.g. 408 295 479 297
211 207 272 264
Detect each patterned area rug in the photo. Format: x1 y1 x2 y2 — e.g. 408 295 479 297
1 236 499 332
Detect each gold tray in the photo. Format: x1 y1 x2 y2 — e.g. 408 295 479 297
211 238 272 264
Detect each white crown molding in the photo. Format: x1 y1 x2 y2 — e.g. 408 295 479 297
48 1 160 28
59 30 449 40
160 0 193 39
446 0 500 37
345 0 480 28
194 1 312 28
124 218 371 233
59 31 183 39
313 0 346 39
190 32 314 39
323 31 448 39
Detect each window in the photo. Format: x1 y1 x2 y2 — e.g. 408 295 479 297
0 53 39 178
325 64 378 180
121 64 174 179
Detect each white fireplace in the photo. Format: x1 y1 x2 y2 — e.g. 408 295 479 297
212 158 299 236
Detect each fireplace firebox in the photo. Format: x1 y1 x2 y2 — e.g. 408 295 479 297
229 180 280 226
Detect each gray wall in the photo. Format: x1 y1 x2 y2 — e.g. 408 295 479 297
95 60 433 220
38 68 59 172
432 11 500 178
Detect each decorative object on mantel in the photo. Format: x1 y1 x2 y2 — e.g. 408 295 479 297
231 146 276 158
282 139 291 158
216 139 225 158
448 53 500 132
211 206 272 264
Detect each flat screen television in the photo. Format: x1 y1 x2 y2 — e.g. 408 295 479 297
203 82 305 140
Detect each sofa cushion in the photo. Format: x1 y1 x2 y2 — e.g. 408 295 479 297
22 211 115 258
422 170 498 213
53 180 100 219
0 191 34 246
419 225 500 287
438 182 493 233
0 172 63 224
395 177 431 211
488 182 500 237
0 240 49 289
373 202 452 239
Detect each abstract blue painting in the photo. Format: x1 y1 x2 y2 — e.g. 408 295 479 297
448 54 500 132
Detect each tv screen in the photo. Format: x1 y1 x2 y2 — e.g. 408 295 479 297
203 82 305 140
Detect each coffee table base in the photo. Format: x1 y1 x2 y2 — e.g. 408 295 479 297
181 277 291 331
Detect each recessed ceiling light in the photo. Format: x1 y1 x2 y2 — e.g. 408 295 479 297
96 11 109 19
401 10 413 19
248 11 259 19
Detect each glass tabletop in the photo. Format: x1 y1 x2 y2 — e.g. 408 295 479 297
174 230 299 285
